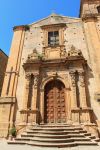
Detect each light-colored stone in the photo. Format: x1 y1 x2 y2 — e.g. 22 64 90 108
0 2 100 147
0 49 8 96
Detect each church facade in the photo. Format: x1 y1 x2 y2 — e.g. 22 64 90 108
0 0 100 138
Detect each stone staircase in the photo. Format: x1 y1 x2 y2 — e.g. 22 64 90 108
8 124 99 148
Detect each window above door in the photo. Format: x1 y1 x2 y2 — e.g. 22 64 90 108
41 23 66 47
48 31 59 46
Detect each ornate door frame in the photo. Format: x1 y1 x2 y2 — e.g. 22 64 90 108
40 76 71 124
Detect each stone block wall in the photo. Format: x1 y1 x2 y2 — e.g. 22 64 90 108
0 50 8 96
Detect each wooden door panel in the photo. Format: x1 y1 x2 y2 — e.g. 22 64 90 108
44 80 67 124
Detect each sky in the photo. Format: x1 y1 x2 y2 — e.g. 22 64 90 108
0 0 80 55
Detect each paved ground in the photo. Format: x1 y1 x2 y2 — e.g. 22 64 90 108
0 140 100 150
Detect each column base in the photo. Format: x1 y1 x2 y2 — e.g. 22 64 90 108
20 109 39 124
0 97 16 138
71 107 93 123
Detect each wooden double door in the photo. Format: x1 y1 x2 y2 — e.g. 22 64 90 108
44 80 67 124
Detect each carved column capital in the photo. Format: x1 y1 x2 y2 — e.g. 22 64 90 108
25 73 31 81
78 70 84 76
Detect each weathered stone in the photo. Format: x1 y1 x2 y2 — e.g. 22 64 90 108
0 49 8 96
0 2 100 147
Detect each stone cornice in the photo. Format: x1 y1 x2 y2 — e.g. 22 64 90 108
43 45 65 49
20 109 39 113
13 25 30 31
79 0 99 18
41 23 66 29
71 107 93 112
23 56 86 71
82 14 98 22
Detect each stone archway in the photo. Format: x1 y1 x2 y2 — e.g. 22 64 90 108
44 79 67 124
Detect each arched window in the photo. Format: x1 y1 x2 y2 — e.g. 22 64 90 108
97 6 100 13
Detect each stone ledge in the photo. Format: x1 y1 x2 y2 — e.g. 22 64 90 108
0 97 16 104
82 14 97 22
20 109 39 113
71 107 93 112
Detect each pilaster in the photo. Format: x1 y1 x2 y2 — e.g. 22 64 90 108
23 74 31 110
69 71 79 123
1 25 28 97
69 71 77 108
78 71 87 108
31 74 39 124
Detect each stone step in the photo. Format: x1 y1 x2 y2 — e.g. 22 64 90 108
8 124 99 148
84 133 91 136
8 141 77 147
8 141 98 147
26 130 86 135
21 133 85 138
21 135 87 140
21 134 34 137
21 134 71 138
16 137 74 143
28 141 98 147
76 141 98 146
30 127 83 131
94 138 100 142
8 141 26 145
15 138 30 141
39 124 72 128
88 135 96 139
15 137 91 142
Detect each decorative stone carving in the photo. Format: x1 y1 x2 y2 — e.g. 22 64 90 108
68 45 82 57
25 73 31 80
43 46 67 60
69 71 76 87
34 74 39 88
28 48 38 60
60 47 67 58
78 70 87 108
69 70 77 108
78 71 85 87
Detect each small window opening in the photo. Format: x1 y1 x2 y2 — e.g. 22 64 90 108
48 31 59 46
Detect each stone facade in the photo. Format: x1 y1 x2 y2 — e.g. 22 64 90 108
0 0 100 138
0 49 8 96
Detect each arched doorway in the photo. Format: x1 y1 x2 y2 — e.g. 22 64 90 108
44 79 67 124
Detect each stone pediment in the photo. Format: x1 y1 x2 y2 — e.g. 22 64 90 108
30 13 80 27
